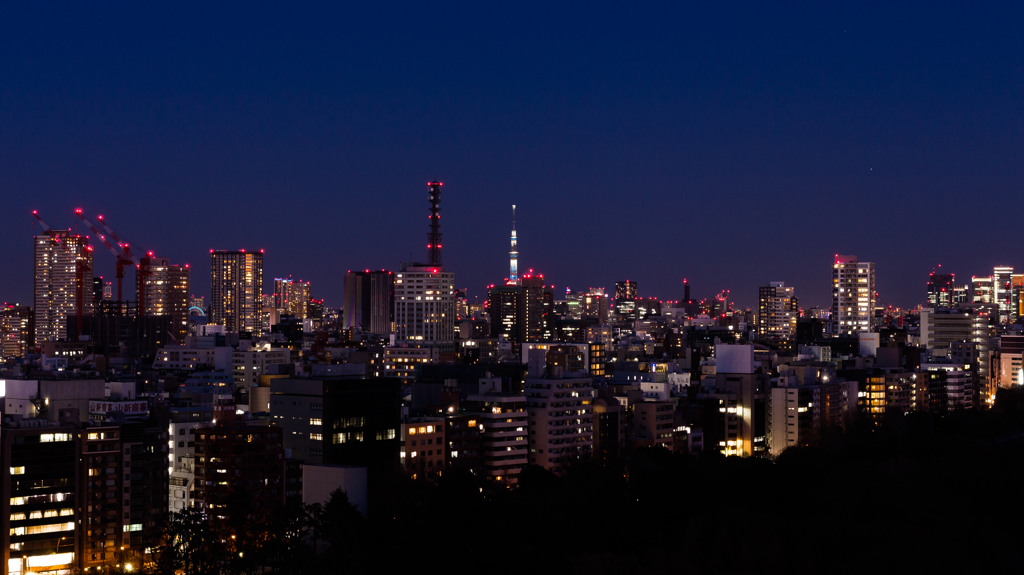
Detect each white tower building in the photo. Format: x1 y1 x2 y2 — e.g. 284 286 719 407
831 255 875 336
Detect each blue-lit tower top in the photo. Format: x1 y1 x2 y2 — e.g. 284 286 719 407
508 204 519 285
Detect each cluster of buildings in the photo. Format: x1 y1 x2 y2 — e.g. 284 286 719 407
2 186 1022 573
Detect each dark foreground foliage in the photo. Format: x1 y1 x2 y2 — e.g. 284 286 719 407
144 387 1024 574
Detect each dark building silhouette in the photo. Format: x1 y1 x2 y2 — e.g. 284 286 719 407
2 421 80 575
68 313 171 358
193 420 285 516
343 270 394 335
487 274 553 346
927 268 964 308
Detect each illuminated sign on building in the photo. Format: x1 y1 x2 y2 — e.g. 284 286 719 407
88 400 148 414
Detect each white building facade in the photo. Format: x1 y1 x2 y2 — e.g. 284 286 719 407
831 255 875 336
393 265 455 353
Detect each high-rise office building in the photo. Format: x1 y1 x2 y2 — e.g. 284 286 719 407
0 304 33 358
757 282 798 341
927 268 956 308
521 275 553 342
210 249 264 335
92 276 104 306
615 280 637 302
582 289 609 324
343 270 394 335
831 255 875 336
392 181 455 351
2 422 80 575
138 256 190 341
994 266 1014 322
394 265 455 350
455 288 469 320
33 230 92 345
488 274 554 346
1012 274 1024 322
488 285 521 343
972 276 994 304
525 377 594 472
274 277 312 319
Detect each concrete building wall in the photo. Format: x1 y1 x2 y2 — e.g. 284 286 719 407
302 464 368 516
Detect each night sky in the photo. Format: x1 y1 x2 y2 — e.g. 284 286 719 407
3 3 1023 311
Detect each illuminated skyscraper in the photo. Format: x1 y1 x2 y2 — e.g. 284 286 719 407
210 250 264 335
831 255 875 336
1012 274 1024 322
394 265 455 350
972 276 994 304
488 273 553 346
274 277 312 319
927 268 956 308
138 256 190 342
0 304 33 358
757 282 798 341
615 280 637 301
994 266 1014 322
581 289 608 324
33 230 92 345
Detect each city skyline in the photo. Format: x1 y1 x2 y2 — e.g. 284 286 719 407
3 5 1024 311
3 5 1024 573
7 202 1024 313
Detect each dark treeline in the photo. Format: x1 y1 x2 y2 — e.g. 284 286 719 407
134 388 1024 574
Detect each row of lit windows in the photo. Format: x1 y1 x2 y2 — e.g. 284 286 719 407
10 508 72 521
10 521 74 536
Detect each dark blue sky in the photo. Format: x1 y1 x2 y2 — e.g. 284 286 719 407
3 3 1023 310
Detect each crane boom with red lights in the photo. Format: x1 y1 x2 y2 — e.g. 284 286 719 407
75 209 120 258
31 211 62 245
92 213 142 308
75 209 133 304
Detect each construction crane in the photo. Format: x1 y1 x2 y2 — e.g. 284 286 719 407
75 209 131 305
32 210 93 337
94 213 144 313
31 210 63 245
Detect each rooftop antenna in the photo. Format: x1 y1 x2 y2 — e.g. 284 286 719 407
509 204 519 285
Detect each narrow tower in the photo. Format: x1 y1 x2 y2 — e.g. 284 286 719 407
509 204 519 285
427 181 443 266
